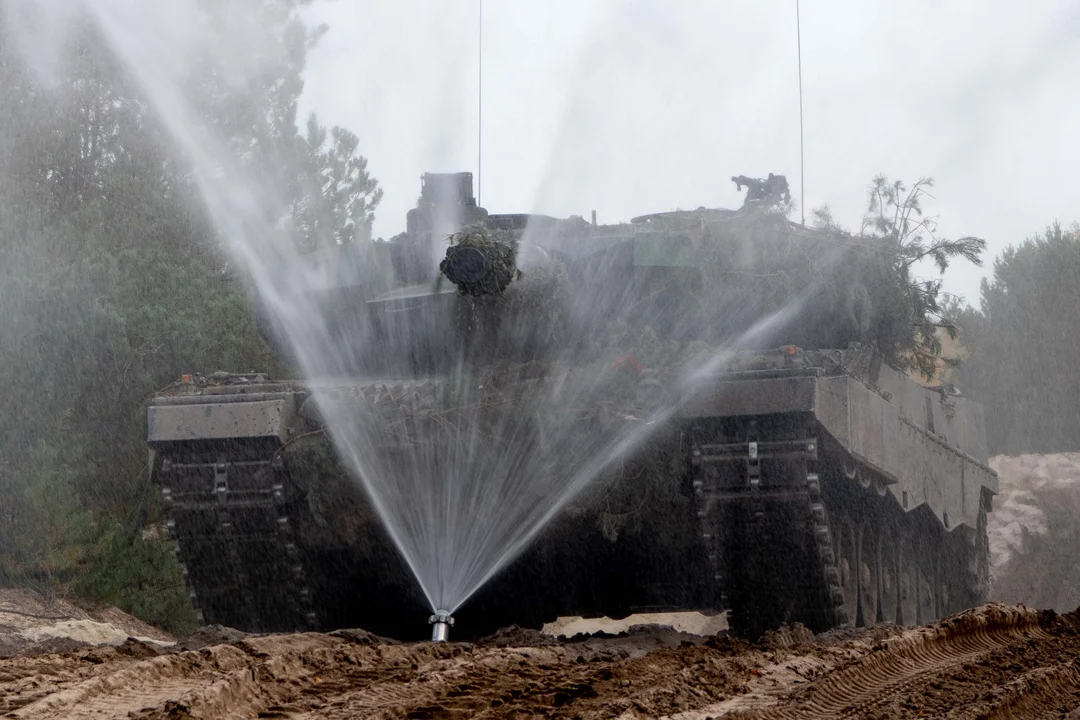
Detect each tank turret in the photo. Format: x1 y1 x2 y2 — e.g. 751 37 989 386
393 172 489 285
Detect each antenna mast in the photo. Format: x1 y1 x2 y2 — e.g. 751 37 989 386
796 0 805 225
478 0 483 205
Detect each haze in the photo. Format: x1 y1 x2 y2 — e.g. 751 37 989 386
300 0 1079 303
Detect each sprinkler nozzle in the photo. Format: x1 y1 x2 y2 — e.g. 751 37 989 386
429 610 454 642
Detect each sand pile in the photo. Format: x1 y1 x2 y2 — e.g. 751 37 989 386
0 588 174 657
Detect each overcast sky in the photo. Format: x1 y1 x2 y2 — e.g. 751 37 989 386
299 1 1079 305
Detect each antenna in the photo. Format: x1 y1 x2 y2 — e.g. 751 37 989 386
796 0 805 225
478 0 483 205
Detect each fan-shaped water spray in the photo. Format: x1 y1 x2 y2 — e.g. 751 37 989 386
8 0 815 632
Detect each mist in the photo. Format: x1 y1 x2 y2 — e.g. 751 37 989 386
301 0 1080 305
0 0 1078 667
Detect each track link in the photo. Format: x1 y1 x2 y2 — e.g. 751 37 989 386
690 415 990 638
157 451 318 632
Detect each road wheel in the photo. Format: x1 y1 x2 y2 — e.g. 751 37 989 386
836 514 859 625
857 521 880 626
898 533 920 625
878 524 901 625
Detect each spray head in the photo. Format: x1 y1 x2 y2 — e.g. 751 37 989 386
428 610 454 642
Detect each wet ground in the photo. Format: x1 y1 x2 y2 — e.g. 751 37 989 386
1 604 1079 718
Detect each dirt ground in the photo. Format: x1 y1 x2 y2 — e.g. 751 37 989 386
1 603 1079 719
0 589 174 658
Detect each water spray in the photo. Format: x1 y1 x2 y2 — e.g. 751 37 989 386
428 609 455 642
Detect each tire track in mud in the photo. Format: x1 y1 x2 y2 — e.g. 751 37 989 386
764 606 1045 719
977 663 1080 720
711 605 1080 720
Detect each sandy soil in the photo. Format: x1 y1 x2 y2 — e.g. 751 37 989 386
0 589 174 658
1 603 1078 719
544 611 728 638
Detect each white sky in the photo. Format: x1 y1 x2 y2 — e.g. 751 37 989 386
299 0 1080 305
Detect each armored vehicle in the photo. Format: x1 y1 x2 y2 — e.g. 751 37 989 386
147 172 996 640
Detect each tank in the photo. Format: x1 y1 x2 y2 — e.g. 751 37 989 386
147 172 997 640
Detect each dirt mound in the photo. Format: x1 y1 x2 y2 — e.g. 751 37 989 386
812 621 907 647
479 624 559 647
8 636 92 657
176 624 250 651
0 603 1076 718
329 627 397 646
0 588 174 658
759 622 815 649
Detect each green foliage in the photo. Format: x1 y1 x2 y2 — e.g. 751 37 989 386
75 523 198 637
292 115 384 250
953 222 1080 454
797 176 985 378
0 441 96 593
855 176 984 376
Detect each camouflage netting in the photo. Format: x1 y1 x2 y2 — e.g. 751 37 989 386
700 216 891 350
631 194 981 379
452 207 974 380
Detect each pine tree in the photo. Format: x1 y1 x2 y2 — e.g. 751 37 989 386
0 0 381 632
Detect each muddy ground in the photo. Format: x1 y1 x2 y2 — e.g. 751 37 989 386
2 604 1079 719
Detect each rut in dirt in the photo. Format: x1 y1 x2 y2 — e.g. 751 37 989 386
718 605 1080 719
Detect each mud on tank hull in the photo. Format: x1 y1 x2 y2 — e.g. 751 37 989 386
147 346 995 641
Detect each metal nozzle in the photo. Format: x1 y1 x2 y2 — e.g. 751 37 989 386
428 610 454 642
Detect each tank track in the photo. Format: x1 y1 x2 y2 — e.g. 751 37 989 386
157 450 319 633
691 414 990 639
691 416 844 639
